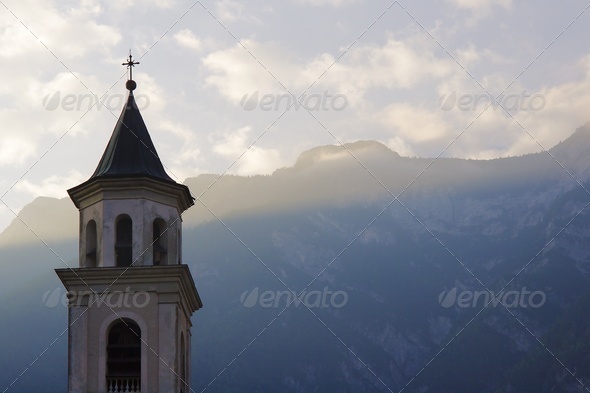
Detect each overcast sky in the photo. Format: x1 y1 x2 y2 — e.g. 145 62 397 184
0 0 589 232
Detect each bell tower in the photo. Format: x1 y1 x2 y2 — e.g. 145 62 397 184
56 54 202 393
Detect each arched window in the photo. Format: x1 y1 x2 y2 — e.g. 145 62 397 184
116 215 133 267
106 320 141 392
152 218 167 266
85 220 97 267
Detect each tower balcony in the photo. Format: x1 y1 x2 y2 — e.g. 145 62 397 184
106 376 141 392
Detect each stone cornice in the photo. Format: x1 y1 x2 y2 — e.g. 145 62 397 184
67 176 194 213
55 264 202 314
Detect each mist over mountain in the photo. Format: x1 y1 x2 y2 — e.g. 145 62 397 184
6 123 590 247
2 124 590 392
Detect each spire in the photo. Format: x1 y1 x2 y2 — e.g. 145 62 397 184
90 52 173 182
68 53 194 212
89 92 175 182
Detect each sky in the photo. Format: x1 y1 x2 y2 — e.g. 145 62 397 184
0 0 590 233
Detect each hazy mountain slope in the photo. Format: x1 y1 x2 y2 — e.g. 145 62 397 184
186 178 590 393
0 197 77 248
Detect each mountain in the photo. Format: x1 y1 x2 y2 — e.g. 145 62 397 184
2 124 590 392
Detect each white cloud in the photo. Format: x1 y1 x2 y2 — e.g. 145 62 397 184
0 136 37 167
213 126 286 175
151 0 177 8
213 126 251 156
377 103 453 144
381 53 590 160
446 0 513 25
0 1 124 176
203 36 455 107
0 1 120 60
448 0 512 11
214 0 261 23
295 0 362 6
156 120 203 181
174 29 202 51
13 169 85 198
386 136 416 157
507 56 590 155
202 35 590 162
305 37 455 100
454 45 512 69
106 0 178 11
203 39 301 102
215 0 244 22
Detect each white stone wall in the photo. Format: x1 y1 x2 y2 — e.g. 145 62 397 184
67 306 88 393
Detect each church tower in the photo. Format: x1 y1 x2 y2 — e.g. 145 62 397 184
56 55 202 393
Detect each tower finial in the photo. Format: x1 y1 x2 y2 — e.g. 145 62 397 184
122 50 140 91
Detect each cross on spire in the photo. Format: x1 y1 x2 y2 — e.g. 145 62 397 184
122 51 140 81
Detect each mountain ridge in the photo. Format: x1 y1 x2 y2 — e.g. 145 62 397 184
2 124 590 248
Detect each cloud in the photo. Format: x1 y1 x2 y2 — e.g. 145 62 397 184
13 169 85 198
213 126 286 175
214 0 262 23
377 103 453 144
215 0 244 22
445 0 513 25
294 0 363 6
386 136 416 157
304 36 455 102
155 120 204 181
506 55 590 156
0 1 124 173
174 29 202 51
0 68 147 173
453 44 513 70
447 0 512 11
203 39 301 102
377 52 590 160
0 1 120 60
202 34 590 162
203 36 455 107
0 136 37 167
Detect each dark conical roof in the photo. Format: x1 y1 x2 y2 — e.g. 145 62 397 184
68 79 194 212
90 91 174 182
